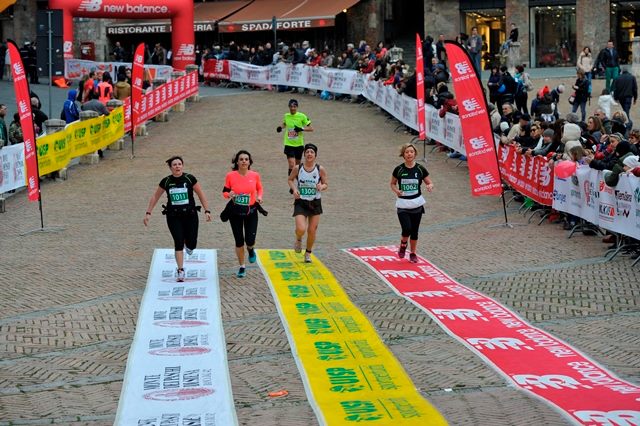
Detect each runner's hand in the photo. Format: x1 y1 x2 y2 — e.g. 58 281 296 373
426 183 434 193
204 212 212 222
293 190 301 199
143 213 150 226
228 191 235 198
276 126 282 133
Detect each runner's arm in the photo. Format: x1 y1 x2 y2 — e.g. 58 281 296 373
423 176 434 192
144 186 165 226
255 173 263 203
390 176 402 196
193 182 212 222
318 166 328 191
288 166 301 198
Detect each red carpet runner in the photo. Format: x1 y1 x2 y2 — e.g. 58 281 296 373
346 246 640 426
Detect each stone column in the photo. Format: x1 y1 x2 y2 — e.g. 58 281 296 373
43 119 67 180
505 0 529 67
172 71 186 112
424 0 459 40
576 0 610 55
152 79 169 122
632 37 640 80
79 110 100 165
106 99 125 150
185 65 201 102
507 41 521 74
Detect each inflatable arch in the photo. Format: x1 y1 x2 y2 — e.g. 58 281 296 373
49 0 195 70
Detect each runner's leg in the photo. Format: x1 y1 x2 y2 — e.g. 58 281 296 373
229 215 246 266
409 211 423 254
305 214 320 252
167 215 185 270
295 214 307 245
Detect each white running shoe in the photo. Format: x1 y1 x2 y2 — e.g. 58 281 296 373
185 247 194 256
304 252 312 263
176 268 185 282
294 239 302 253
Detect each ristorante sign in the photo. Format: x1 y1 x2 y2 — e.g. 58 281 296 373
218 18 333 33
107 22 215 34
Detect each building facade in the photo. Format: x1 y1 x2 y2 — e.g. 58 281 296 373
1 0 637 68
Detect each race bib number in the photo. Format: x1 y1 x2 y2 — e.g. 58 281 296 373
299 186 317 197
234 194 250 206
287 128 299 140
400 179 419 196
168 187 189 205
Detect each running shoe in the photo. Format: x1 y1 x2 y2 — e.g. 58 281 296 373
185 247 194 256
409 253 418 263
304 252 312 263
248 248 257 263
398 242 407 259
237 267 246 278
294 239 302 253
176 268 186 282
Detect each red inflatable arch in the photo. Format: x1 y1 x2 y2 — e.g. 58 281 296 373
49 0 195 70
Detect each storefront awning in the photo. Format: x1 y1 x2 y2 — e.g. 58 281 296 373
218 0 360 33
106 1 251 35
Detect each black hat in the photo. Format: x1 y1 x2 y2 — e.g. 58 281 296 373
288 99 298 107
304 143 317 154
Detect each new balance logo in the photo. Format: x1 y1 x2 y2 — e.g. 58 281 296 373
176 44 194 56
134 54 144 64
12 62 24 75
574 410 640 425
380 270 423 279
467 337 533 350
404 291 451 298
77 0 102 12
475 172 497 185
63 41 72 53
455 62 473 75
18 100 28 114
462 98 481 112
469 136 488 150
432 309 488 321
513 374 591 390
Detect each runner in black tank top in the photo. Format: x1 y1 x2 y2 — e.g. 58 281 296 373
390 143 434 263
288 143 328 263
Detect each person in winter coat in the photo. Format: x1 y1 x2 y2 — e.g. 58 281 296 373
604 149 634 187
571 69 590 122
113 73 131 100
577 47 593 94
586 134 628 171
62 89 81 124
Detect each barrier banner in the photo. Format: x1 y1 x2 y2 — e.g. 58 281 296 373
8 41 39 201
444 41 502 197
203 59 231 80
498 144 554 206
35 106 125 176
0 143 25 193
347 246 640 426
553 167 640 240
136 72 198 125
415 33 426 140
115 249 237 426
257 249 447 426
65 59 173 82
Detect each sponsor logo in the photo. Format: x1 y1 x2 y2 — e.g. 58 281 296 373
475 172 497 185
361 255 397 262
469 136 488 150
144 388 214 401
635 187 640 204
462 98 481 112
454 61 473 75
64 41 73 53
615 190 633 203
432 309 488 321
12 62 24 75
77 0 101 12
176 44 194 57
148 346 210 356
512 374 590 390
467 337 534 350
552 190 566 203
574 410 640 425
379 270 423 279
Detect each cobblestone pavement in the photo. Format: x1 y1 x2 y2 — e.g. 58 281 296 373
0 80 638 426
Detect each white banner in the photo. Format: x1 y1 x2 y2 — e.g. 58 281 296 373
0 143 26 193
115 249 237 426
553 166 640 239
65 59 173 82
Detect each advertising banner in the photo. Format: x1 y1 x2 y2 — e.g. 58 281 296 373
0 143 25 193
444 41 502 197
415 33 426 140
202 59 231 80
553 167 640 240
498 145 554 206
347 246 640 426
65 59 173 82
131 43 146 138
257 249 447 426
8 41 39 201
115 249 237 426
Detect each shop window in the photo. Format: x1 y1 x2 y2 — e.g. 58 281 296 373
461 9 505 70
530 5 576 67
611 2 639 65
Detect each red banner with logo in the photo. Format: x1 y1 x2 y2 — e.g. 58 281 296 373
130 43 145 136
347 246 640 426
498 144 554 206
8 41 39 201
203 59 231 80
415 34 426 140
444 41 502 196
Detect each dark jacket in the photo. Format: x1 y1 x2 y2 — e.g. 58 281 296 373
573 77 590 104
611 71 638 101
597 47 619 69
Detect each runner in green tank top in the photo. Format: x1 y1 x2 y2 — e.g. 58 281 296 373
276 98 313 182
